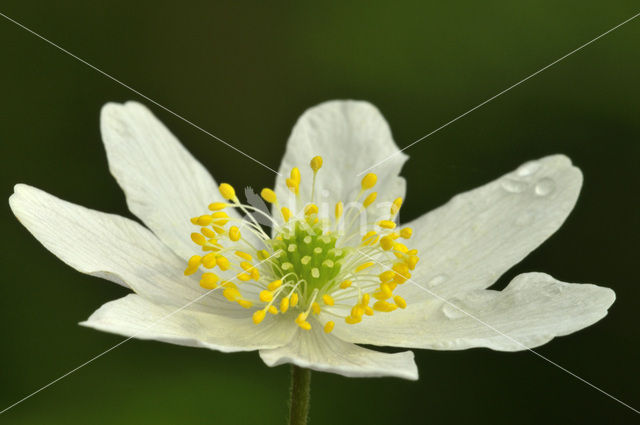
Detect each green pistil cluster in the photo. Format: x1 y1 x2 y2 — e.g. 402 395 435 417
270 218 348 295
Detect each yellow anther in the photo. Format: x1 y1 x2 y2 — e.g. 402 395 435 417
191 233 207 246
379 270 395 282
201 227 217 238
212 225 226 235
373 300 398 312
407 255 419 270
250 267 260 281
259 290 274 302
393 243 409 259
295 312 308 324
400 228 413 239
290 293 299 307
351 305 365 319
393 262 410 276
355 261 374 273
268 305 279 315
290 167 301 184
331 202 342 221
363 192 377 208
237 299 253 309
280 297 290 313
298 321 312 330
304 204 318 216
373 290 391 300
211 211 229 225
240 261 252 271
345 315 362 324
194 215 213 226
324 321 335 333
235 251 253 261
380 283 393 298
408 249 418 255
218 183 236 200
312 302 321 314
310 156 323 172
237 273 251 282
286 178 299 194
229 226 241 242
389 232 400 240
390 197 403 216
268 280 283 291
199 273 219 289
394 295 407 309
365 306 374 316
380 236 394 251
322 294 335 306
361 293 371 306
281 207 292 222
184 255 202 275
208 202 228 211
257 250 270 260
340 280 352 289
361 173 377 190
378 220 396 229
221 281 237 289
216 256 231 271
202 252 218 268
261 188 277 204
223 287 241 301
252 309 266 324
361 230 378 246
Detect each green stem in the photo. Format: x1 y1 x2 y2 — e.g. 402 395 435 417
288 365 311 425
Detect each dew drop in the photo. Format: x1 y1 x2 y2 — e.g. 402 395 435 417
428 274 448 288
534 178 556 196
516 160 541 177
442 303 466 319
500 178 528 193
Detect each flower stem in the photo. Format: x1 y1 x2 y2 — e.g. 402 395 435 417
288 365 311 425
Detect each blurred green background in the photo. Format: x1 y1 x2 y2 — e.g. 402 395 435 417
1 1 638 424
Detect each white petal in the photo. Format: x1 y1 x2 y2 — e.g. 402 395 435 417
9 184 242 316
101 101 245 260
402 155 582 299
332 273 615 351
81 294 295 352
274 100 407 213
259 319 418 380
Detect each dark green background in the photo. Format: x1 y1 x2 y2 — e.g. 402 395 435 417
1 2 638 424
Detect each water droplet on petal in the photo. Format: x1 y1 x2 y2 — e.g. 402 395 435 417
442 303 467 319
534 178 555 196
428 274 448 288
516 160 541 177
501 178 528 193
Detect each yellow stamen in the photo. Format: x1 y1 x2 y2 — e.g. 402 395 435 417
184 255 202 275
394 295 407 309
363 192 377 207
361 173 377 190
218 183 236 200
322 294 335 306
259 290 274 302
268 305 279 315
355 261 374 273
253 309 266 324
335 201 343 220
312 302 321 314
199 273 219 289
235 251 253 261
340 280 352 289
229 226 241 242
280 297 290 313
310 156 323 172
201 252 217 268
324 321 335 333
237 299 253 309
261 188 277 204
378 220 396 229
208 202 228 211
400 228 413 239
281 207 292 222
216 256 231 270
191 233 206 246
390 197 403 216
304 204 318 215
373 300 398 312
290 293 299 307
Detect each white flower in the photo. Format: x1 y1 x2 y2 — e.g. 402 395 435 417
9 100 615 380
